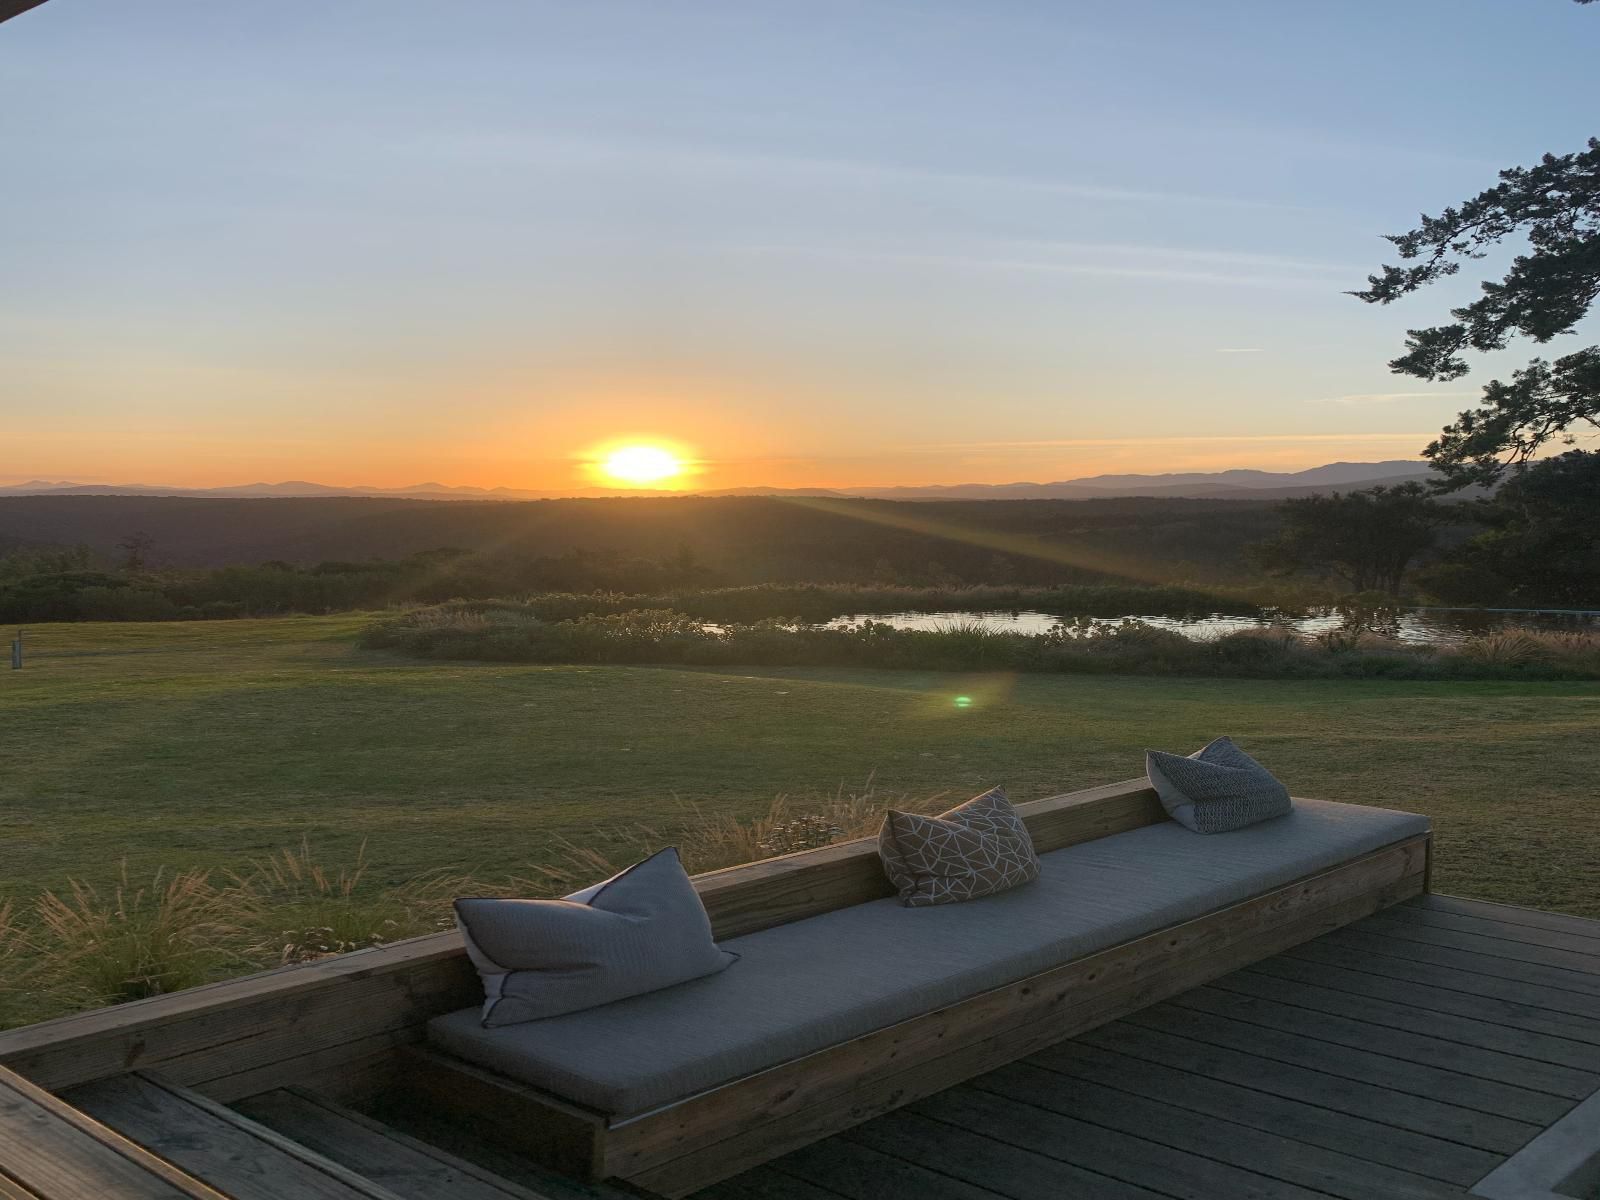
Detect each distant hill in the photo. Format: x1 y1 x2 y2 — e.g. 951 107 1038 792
0 493 1295 579
844 461 1434 500
0 460 1434 503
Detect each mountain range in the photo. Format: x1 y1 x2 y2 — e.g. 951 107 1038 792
0 461 1434 503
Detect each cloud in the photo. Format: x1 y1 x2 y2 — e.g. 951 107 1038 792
725 243 1339 291
423 130 1339 217
1310 391 1475 406
904 433 1440 452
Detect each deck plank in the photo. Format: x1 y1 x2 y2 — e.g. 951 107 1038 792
234 1088 545 1200
695 1166 847 1200
1124 1003 1571 1125
1416 894 1600 941
0 1088 200 1200
843 1109 1168 1200
1318 927 1600 999
66 1073 397 1200
1172 982 1600 1098
770 1136 1012 1200
0 1066 223 1200
1282 937 1600 1020
910 1082 1338 1200
972 1059 1464 1200
1226 961 1600 1070
1360 911 1600 977
1386 901 1600 956
1076 1018 1540 1153
1025 1038 1499 1186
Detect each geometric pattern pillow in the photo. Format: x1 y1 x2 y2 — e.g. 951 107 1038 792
1145 736 1292 834
878 787 1041 907
453 848 737 1027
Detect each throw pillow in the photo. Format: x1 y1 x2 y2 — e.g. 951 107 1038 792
454 848 736 1027
878 786 1041 907
1145 736 1292 833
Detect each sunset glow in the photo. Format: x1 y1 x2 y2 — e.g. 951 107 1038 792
584 442 695 489
3 4 1591 492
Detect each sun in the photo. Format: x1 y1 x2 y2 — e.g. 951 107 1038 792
599 443 685 486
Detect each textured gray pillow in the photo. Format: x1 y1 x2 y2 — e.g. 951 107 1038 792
454 848 736 1027
878 787 1041 907
1146 736 1292 834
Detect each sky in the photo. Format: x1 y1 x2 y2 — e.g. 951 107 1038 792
2 0 1597 492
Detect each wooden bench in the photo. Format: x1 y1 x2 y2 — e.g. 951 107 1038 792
403 782 1432 1195
0 780 1430 1198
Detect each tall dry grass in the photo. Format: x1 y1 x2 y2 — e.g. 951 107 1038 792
522 779 938 895
234 839 468 964
1455 629 1600 671
0 781 939 1028
15 865 248 1007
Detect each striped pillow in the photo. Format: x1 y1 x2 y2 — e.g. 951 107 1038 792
1146 736 1292 833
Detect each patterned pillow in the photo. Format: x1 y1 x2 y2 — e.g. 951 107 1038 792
454 848 737 1027
1145 736 1292 833
878 787 1041 907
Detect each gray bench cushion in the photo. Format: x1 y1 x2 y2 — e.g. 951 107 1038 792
428 798 1428 1116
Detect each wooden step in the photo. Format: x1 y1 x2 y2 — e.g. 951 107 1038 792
0 1065 225 1200
235 1088 558 1200
63 1073 403 1200
238 1088 657 1200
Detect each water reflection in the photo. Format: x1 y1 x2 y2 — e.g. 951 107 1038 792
820 606 1600 647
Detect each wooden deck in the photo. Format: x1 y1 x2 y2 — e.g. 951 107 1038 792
698 894 1600 1200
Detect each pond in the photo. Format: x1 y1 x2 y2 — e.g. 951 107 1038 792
819 607 1600 647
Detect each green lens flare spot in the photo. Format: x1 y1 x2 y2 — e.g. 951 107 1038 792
953 695 973 708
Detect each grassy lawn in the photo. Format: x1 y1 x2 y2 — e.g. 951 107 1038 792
3 615 1597 923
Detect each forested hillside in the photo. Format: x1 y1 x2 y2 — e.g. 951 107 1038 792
0 494 1286 586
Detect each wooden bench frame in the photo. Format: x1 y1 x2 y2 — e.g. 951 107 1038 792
0 779 1430 1197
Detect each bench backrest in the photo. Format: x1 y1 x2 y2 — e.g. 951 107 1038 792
697 778 1163 939
0 778 1163 1096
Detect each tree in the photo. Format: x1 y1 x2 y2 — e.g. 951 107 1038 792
119 531 155 572
1424 450 1600 607
1251 484 1446 596
1354 7 1599 490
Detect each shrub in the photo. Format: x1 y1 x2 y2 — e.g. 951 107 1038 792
73 586 184 621
234 839 465 964
18 866 247 1007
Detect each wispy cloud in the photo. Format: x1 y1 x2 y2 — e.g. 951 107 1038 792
725 243 1340 291
1309 391 1474 406
904 433 1439 452
1010 241 1352 276
425 130 1341 216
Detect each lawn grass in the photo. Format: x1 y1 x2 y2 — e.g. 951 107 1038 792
3 615 1597 929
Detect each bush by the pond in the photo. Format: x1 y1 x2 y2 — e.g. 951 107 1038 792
362 603 1600 681
505 582 1268 624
